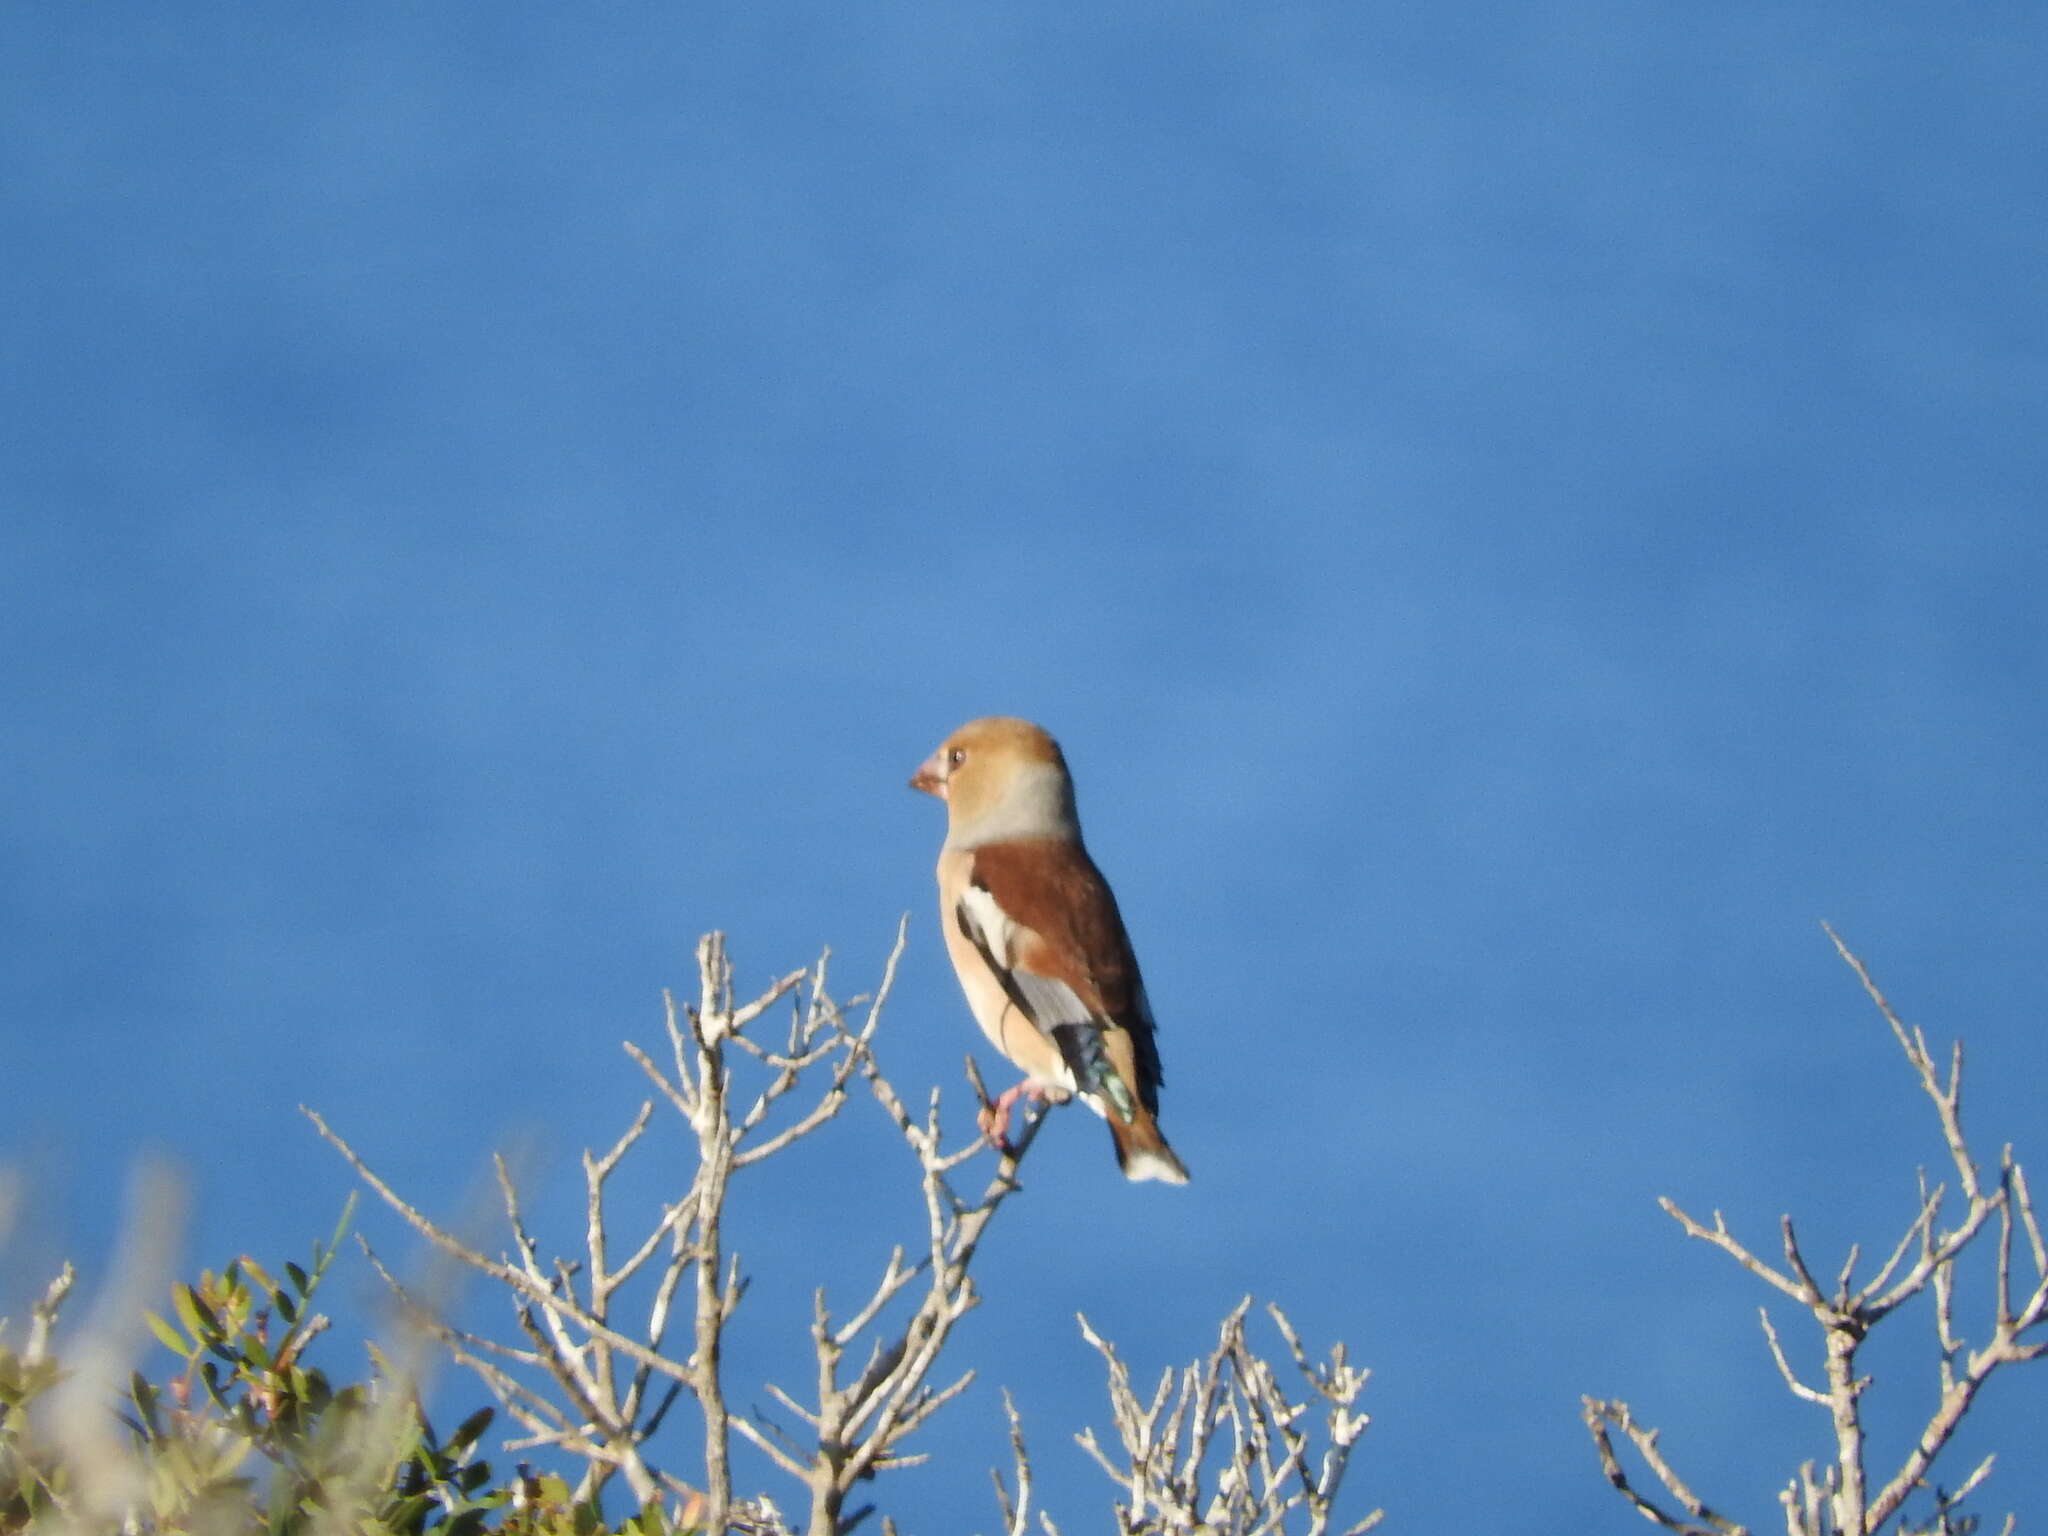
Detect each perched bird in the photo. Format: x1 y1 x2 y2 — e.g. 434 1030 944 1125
910 716 1189 1184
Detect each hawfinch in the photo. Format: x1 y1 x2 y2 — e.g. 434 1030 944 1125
910 717 1189 1184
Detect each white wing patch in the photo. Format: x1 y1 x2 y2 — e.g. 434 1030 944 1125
957 882 1096 1032
1010 970 1094 1032
955 883 1015 967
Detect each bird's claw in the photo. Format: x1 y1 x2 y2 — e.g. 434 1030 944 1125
979 1082 1046 1156
977 1104 1017 1156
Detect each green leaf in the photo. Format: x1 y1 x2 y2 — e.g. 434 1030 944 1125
447 1406 495 1457
312 1193 357 1285
205 1435 254 1482
129 1371 163 1439
174 1283 214 1341
145 1309 190 1355
387 1491 434 1532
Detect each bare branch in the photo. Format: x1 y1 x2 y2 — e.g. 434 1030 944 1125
311 924 1377 1536
988 1389 1064 1536
25 1263 76 1366
1591 931 2047 1536
1071 1300 1378 1535
1658 1199 1812 1305
1581 1398 1749 1536
1756 1308 1826 1405
308 930 936 1533
1858 1175 1943 1310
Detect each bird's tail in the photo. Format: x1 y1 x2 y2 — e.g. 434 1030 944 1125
1108 1104 1190 1185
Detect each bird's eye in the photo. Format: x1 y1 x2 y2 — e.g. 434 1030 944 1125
947 747 966 767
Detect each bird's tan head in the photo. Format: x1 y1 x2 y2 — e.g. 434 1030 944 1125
910 716 1079 847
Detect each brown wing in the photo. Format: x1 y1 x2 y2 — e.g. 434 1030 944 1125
966 839 1165 1110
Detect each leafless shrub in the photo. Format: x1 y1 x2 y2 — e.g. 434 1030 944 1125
10 926 1375 1535
309 925 1051 1536
1583 926 2046 1536
984 1299 1378 1536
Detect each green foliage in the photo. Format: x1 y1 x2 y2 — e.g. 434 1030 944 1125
0 1201 703 1536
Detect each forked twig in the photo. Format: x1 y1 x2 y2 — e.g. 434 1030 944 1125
1583 930 2046 1535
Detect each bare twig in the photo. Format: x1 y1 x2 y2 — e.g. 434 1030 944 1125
310 929 913 1531
1584 930 2047 1535
735 1027 1051 1535
987 1389 1066 1536
25 1263 77 1366
1070 1299 1379 1536
310 919 1082 1536
1582 1397 1748 1536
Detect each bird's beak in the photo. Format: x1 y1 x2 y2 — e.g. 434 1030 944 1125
909 750 946 798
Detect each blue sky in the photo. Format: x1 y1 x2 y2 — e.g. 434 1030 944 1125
4 4 2045 1530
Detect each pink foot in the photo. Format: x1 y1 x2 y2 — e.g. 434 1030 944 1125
978 1082 1049 1154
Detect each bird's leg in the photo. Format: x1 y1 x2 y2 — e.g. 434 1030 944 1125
978 1080 1051 1153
